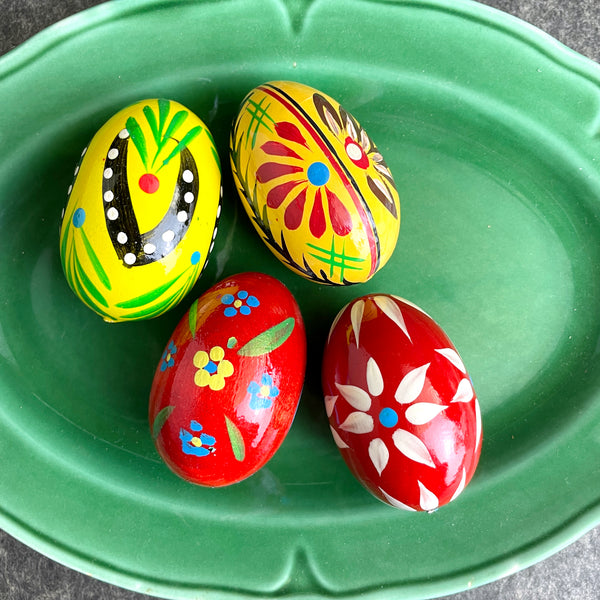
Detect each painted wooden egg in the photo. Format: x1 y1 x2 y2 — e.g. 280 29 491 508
322 295 482 511
230 81 400 286
149 272 306 486
59 98 221 322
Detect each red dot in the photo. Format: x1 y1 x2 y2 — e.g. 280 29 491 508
139 173 160 194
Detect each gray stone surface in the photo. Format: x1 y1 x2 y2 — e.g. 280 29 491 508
0 1 599 599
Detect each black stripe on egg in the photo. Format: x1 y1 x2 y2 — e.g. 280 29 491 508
102 130 199 267
263 83 382 273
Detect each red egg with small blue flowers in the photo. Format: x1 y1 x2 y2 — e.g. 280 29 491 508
322 294 482 511
149 272 306 486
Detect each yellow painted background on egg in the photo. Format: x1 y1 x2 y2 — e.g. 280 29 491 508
59 99 221 322
230 81 400 285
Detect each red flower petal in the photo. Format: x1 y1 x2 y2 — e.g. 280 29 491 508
284 187 308 230
261 140 303 160
266 180 304 209
309 188 327 238
275 121 309 147
256 162 304 184
326 188 353 236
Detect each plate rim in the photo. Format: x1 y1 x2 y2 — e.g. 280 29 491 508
1 0 600 598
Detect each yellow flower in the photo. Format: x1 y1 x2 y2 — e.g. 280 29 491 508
193 346 234 391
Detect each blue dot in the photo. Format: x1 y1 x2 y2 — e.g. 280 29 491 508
307 161 330 186
223 307 237 317
379 407 399 428
72 207 86 228
247 296 260 308
191 251 201 265
222 294 234 305
205 361 217 374
190 420 203 432
240 305 251 315
238 290 248 300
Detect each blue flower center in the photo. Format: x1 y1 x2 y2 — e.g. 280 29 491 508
379 407 399 428
307 161 330 186
204 361 218 374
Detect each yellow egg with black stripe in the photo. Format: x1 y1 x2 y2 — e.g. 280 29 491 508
59 99 221 322
230 81 400 286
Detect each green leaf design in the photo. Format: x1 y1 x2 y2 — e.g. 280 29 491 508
158 99 170 138
71 258 113 320
74 254 109 308
237 317 295 357
59 213 72 274
152 406 175 439
159 110 188 152
188 299 198 338
79 227 111 290
225 416 245 462
160 125 203 167
126 116 148 169
115 272 183 309
227 337 237 349
143 105 160 145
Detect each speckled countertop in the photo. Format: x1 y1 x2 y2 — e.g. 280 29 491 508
0 1 599 599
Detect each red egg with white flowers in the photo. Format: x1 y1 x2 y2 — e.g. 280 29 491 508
149 272 306 486
322 294 482 511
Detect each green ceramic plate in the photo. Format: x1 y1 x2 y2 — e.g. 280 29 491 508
1 0 599 598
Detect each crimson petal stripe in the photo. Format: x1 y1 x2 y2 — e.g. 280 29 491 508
261 140 303 160
261 83 380 277
266 179 305 208
256 162 304 184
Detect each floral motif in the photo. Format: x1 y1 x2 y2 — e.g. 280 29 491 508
255 121 354 240
160 340 177 371
193 346 234 391
221 290 260 317
313 93 398 219
180 420 216 457
247 373 280 409
331 357 458 473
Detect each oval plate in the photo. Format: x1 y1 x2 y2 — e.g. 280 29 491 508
1 0 599 598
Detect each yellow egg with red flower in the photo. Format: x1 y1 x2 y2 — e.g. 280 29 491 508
230 81 400 285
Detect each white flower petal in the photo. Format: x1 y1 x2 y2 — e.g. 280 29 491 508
350 299 365 348
373 296 411 342
435 348 466 374
366 357 384 396
392 429 435 467
379 487 416 511
405 403 447 425
452 378 474 403
330 425 349 449
450 468 467 502
325 108 341 136
418 481 439 511
369 438 389 475
475 398 482 452
391 295 431 317
345 113 358 141
324 395 337 418
360 128 370 152
339 411 374 434
394 363 430 405
371 176 393 202
335 382 371 411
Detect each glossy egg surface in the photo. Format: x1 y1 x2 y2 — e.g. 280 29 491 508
322 294 482 511
59 98 221 322
149 272 306 487
230 81 400 286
